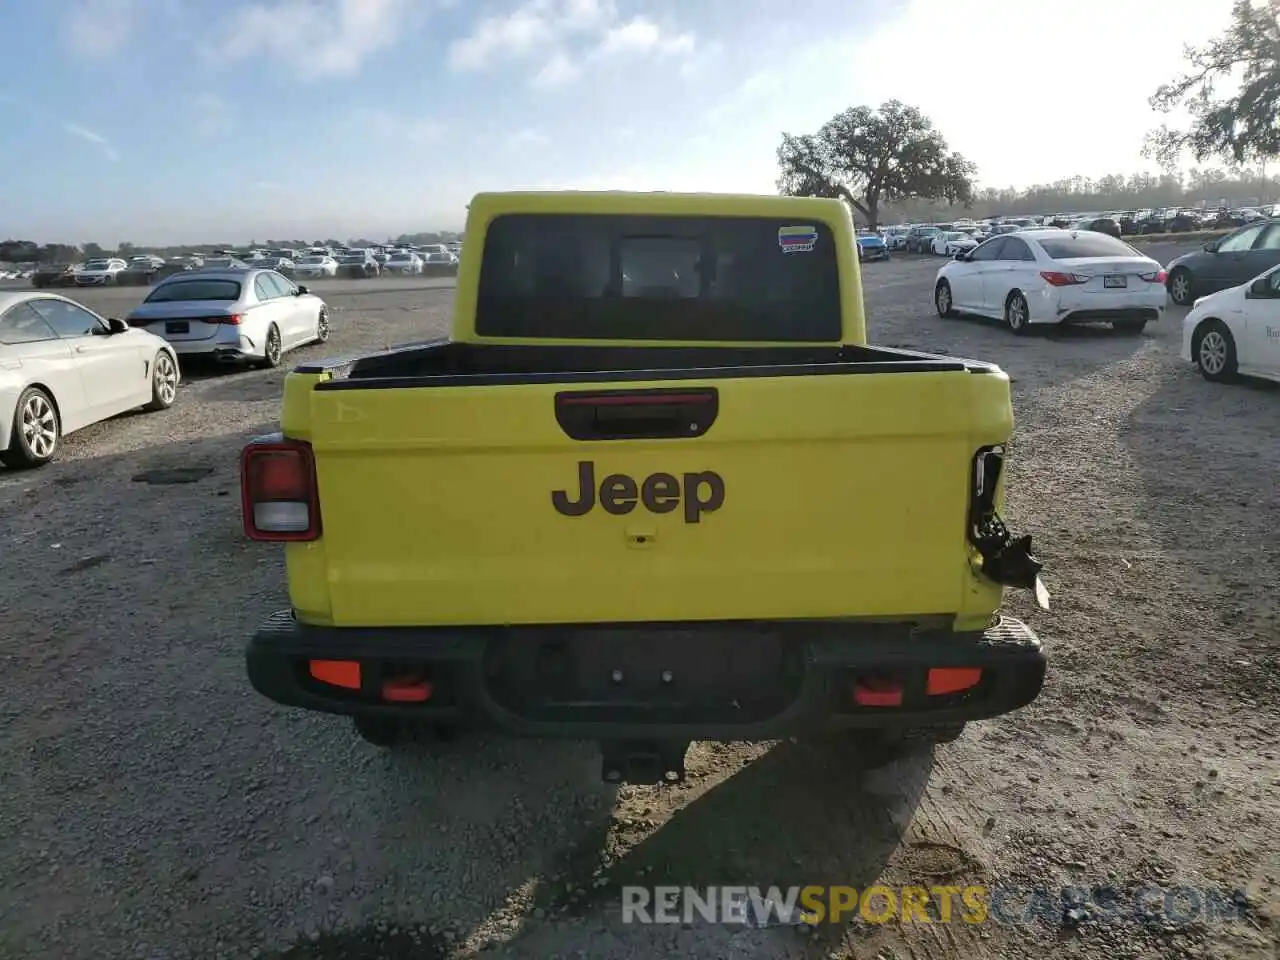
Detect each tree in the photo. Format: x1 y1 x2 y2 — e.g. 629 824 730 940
1146 0 1280 168
776 100 977 227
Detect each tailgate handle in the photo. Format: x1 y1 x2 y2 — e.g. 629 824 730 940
555 388 719 441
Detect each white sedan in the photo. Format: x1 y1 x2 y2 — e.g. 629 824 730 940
124 268 329 368
0 291 179 468
933 229 1166 334
931 231 979 256
1181 263 1280 384
293 255 338 279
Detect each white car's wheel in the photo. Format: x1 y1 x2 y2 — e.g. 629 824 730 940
935 280 956 318
2 386 60 469
1193 320 1238 382
315 307 330 343
258 323 283 369
1004 291 1031 335
144 351 178 411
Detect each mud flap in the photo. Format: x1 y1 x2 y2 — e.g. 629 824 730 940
969 446 1049 607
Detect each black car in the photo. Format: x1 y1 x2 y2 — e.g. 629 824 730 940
1072 217 1122 239
1165 218 1280 305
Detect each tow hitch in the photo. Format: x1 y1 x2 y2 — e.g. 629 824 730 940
600 740 690 785
969 446 1050 608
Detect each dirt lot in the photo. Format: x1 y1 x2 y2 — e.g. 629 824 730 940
0 250 1276 960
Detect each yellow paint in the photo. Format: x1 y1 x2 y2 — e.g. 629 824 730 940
279 191 1012 629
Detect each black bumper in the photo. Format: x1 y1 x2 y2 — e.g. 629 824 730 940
246 612 1046 740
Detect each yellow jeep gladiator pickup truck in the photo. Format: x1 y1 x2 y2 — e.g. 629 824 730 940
241 190 1048 785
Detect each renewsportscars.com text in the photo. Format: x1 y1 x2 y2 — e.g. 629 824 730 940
620 884 1252 927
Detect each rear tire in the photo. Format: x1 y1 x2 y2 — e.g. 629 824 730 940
258 323 282 369
1168 267 1195 306
314 307 330 343
1004 291 1031 335
354 715 405 748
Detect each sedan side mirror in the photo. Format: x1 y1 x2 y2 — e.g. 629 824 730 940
1204 240 1220 253
295 285 308 295
107 317 129 334
1249 277 1272 297
954 252 969 262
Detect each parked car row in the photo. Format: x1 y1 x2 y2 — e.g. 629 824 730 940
0 265 339 469
24 241 464 289
923 219 1280 387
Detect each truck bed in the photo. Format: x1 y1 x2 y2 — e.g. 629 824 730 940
281 339 1013 629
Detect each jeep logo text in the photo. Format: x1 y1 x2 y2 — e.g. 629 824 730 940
551 461 724 523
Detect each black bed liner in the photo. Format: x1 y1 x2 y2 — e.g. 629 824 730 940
296 339 1001 390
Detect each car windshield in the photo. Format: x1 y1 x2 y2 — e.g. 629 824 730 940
302 256 325 264
389 253 411 261
145 279 242 302
341 255 366 263
476 212 842 341
83 260 109 269
202 258 235 267
1039 234 1139 259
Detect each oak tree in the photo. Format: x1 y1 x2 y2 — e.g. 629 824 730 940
1147 0 1280 167
777 100 976 227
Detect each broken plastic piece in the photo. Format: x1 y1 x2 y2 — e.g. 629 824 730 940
1034 576 1051 610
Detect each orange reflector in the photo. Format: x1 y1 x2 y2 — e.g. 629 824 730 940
309 659 361 690
381 678 433 703
852 676 903 707
927 667 983 696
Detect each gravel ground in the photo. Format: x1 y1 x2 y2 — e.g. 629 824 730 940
1 247 1276 960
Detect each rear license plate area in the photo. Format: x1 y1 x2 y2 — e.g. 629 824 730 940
482 627 805 722
1103 275 1127 288
165 321 189 334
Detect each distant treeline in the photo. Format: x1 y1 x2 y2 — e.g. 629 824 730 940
881 168 1275 224
4 168 1276 261
0 231 463 265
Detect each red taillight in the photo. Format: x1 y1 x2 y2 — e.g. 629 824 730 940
1040 271 1089 287
240 440 320 541
217 314 244 325
1139 270 1167 284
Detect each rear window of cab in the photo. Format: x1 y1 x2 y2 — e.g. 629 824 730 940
474 213 843 341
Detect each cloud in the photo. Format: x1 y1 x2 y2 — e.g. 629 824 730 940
64 0 137 57
531 52 582 88
220 0 414 81
191 94 230 138
593 17 693 58
449 0 693 87
64 123 119 161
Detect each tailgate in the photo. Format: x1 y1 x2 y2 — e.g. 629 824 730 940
296 370 1010 627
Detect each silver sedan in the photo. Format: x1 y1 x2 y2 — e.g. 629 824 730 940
0 291 179 468
123 268 329 368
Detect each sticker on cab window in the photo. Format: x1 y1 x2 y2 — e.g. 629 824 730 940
778 225 818 253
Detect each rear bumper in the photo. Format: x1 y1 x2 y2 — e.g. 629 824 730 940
246 611 1046 740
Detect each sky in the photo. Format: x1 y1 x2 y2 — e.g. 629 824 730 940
0 0 1239 244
